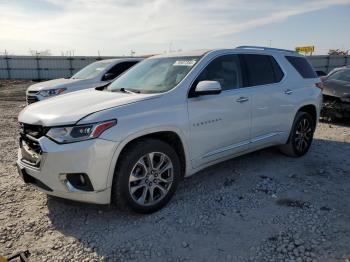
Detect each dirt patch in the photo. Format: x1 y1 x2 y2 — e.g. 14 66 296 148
276 198 310 209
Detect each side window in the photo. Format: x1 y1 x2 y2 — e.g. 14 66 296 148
270 56 284 82
285 56 317 79
102 61 139 81
240 54 279 87
191 55 242 95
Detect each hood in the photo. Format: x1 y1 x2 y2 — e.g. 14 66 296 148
323 79 350 98
18 89 159 126
27 78 90 92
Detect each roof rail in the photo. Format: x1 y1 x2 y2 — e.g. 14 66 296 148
236 46 296 53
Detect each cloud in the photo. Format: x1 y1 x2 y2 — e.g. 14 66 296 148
0 0 349 55
212 0 350 37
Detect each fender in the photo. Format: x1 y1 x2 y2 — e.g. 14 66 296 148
105 126 192 190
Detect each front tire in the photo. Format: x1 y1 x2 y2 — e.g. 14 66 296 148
280 112 315 157
111 139 181 213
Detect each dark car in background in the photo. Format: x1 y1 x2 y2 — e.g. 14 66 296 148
321 67 350 119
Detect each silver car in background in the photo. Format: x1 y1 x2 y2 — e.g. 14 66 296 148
321 67 350 119
26 58 142 104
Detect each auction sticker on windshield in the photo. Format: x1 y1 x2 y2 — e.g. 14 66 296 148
173 60 197 66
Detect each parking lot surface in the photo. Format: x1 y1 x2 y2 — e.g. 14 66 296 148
0 80 349 261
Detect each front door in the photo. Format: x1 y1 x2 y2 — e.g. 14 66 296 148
187 54 251 168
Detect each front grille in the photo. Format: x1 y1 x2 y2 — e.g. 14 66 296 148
21 123 49 139
28 90 39 94
26 95 39 104
19 123 49 166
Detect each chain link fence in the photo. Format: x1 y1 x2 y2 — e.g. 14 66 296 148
0 54 349 80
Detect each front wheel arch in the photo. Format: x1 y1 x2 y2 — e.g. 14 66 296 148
105 129 189 194
111 138 181 213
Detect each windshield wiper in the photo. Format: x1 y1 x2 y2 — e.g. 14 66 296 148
119 88 140 94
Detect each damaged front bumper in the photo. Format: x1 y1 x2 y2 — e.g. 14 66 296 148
322 95 350 119
17 136 119 204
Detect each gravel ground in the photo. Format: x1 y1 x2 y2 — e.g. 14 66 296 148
0 80 349 262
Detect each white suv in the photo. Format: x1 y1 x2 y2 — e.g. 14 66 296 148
17 46 322 213
26 58 142 104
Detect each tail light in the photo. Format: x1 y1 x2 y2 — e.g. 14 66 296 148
315 82 323 90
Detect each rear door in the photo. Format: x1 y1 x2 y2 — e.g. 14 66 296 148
239 54 293 145
187 54 252 168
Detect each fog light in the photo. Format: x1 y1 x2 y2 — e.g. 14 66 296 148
63 173 94 192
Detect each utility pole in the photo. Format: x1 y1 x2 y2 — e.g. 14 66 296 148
4 49 11 79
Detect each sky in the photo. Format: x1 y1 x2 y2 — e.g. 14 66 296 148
0 0 349 56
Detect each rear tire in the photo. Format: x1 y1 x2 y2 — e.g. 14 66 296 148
280 112 315 157
111 139 180 213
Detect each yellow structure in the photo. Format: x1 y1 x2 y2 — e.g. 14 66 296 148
295 46 315 54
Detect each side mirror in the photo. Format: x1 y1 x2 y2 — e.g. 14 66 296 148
103 73 116 81
194 81 222 96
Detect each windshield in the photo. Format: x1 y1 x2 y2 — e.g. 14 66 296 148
108 56 200 93
71 60 113 79
328 69 350 82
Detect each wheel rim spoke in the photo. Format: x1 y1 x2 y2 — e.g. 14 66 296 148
303 120 309 132
129 173 144 182
149 186 155 203
155 154 166 170
159 161 173 176
146 153 155 169
137 158 148 172
155 184 167 195
130 183 146 194
302 139 308 150
158 176 173 184
137 187 148 204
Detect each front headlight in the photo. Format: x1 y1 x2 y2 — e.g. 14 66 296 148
46 120 117 143
39 88 67 97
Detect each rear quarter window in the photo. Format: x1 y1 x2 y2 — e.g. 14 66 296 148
285 56 317 79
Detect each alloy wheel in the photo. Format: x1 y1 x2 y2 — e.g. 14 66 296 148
128 152 174 206
295 118 313 152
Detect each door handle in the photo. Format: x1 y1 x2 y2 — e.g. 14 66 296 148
236 97 249 103
284 89 293 95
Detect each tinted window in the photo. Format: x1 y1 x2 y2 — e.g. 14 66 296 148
191 55 241 94
240 54 281 87
328 69 350 82
270 56 284 82
102 61 139 81
285 56 317 78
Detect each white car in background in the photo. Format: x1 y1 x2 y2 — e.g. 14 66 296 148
26 58 142 104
